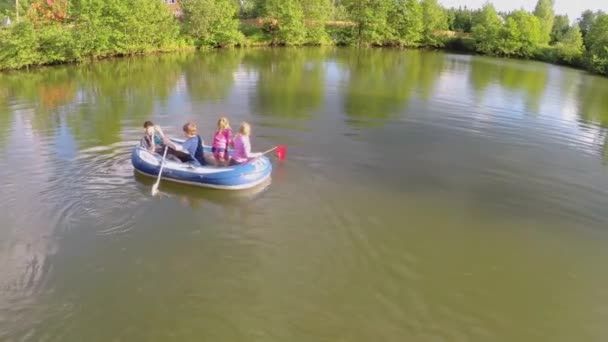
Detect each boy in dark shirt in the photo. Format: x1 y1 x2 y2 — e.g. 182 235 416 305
140 121 179 154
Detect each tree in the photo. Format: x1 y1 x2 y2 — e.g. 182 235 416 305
446 6 474 32
264 0 306 45
0 0 13 16
388 0 423 46
554 25 584 64
70 0 180 56
498 10 543 57
533 0 554 45
471 3 502 55
585 13 608 75
550 14 569 44
454 6 474 32
1 0 182 69
577 10 601 38
301 0 332 44
0 21 41 69
586 13 608 56
181 0 243 47
421 0 447 47
344 0 392 46
114 0 181 54
0 0 32 20
238 0 265 18
26 0 68 25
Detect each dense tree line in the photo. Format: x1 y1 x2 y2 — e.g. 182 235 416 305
0 0 186 69
0 0 607 76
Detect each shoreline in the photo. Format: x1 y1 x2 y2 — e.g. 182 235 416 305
0 43 598 77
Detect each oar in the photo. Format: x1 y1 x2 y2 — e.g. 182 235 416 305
151 146 169 196
261 146 277 155
260 145 287 161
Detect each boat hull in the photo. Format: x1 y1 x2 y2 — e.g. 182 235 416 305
131 146 272 190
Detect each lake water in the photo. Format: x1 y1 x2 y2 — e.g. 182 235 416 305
1 48 608 341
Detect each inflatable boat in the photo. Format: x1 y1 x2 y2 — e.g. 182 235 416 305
131 140 273 190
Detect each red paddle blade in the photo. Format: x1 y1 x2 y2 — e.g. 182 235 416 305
275 145 287 161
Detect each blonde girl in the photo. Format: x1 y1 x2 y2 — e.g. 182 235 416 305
212 116 232 165
231 122 261 165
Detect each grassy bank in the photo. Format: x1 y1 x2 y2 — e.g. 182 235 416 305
1 0 606 76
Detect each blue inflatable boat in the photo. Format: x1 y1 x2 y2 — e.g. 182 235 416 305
131 140 272 190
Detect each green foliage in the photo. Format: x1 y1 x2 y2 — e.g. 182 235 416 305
344 0 392 46
70 0 181 55
0 0 607 78
498 10 543 57
0 21 41 69
262 0 306 45
577 10 602 38
0 20 80 69
301 0 332 44
238 0 265 18
550 14 569 44
584 13 608 57
471 3 502 55
0 0 31 19
332 3 350 21
181 0 243 47
533 0 554 44
447 6 475 32
0 0 13 17
239 23 271 46
585 13 608 75
554 25 584 64
0 0 184 70
325 24 353 46
388 0 423 47
37 23 77 63
119 0 181 54
421 0 448 47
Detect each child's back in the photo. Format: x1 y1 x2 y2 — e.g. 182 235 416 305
212 117 232 165
212 128 231 149
231 122 260 164
182 122 205 165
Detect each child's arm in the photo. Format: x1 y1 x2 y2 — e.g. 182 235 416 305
141 136 155 152
226 129 233 148
155 125 178 150
243 137 261 158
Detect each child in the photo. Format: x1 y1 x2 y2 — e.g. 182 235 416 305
231 122 261 165
212 117 232 166
181 121 205 165
140 121 177 154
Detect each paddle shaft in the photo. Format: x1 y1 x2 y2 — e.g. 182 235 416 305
152 146 169 195
261 146 277 155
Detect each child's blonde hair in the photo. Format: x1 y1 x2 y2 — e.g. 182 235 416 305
217 117 231 131
238 122 251 136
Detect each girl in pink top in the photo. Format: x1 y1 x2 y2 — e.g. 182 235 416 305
212 117 232 165
231 122 261 165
